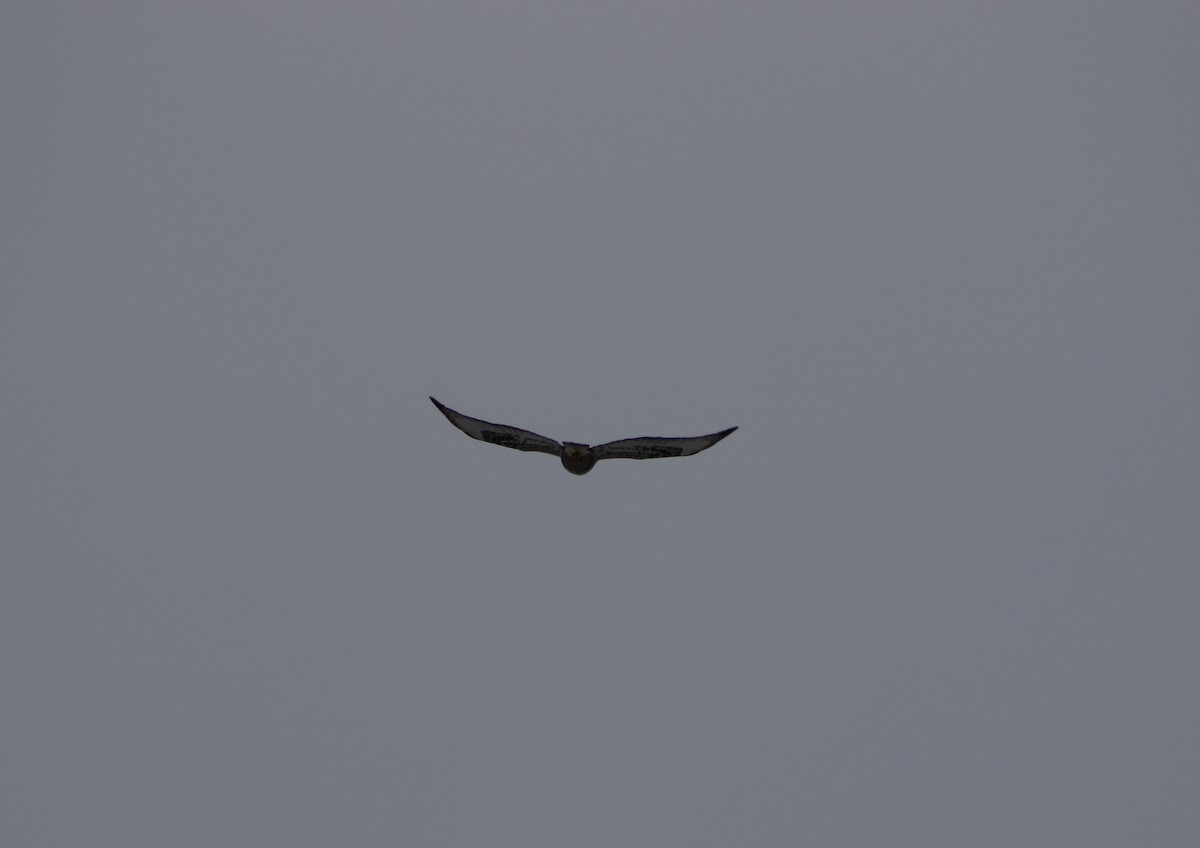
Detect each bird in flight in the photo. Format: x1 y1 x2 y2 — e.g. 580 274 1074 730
430 397 737 475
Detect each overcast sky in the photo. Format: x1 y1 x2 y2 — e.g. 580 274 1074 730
3 2 1198 846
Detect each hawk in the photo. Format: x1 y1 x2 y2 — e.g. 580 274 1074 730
430 397 737 475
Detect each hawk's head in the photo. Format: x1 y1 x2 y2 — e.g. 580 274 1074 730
560 442 598 476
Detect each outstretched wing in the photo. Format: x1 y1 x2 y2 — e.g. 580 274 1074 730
429 397 562 456
592 427 737 461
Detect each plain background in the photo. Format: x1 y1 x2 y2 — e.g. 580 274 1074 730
3 2 1198 846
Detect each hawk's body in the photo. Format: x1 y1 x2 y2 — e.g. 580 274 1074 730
430 397 736 475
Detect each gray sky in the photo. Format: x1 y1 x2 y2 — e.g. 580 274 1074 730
3 2 1198 846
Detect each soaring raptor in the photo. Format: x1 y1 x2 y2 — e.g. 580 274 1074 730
430 397 737 475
